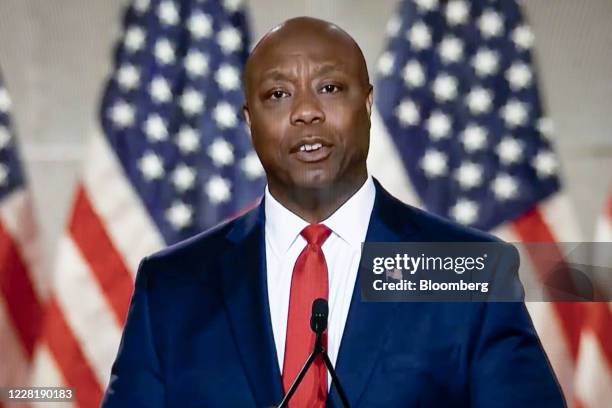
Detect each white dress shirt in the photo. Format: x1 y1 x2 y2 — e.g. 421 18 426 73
264 176 376 378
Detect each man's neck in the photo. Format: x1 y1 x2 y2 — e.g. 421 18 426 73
268 173 369 224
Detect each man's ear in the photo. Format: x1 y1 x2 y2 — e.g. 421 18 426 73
242 104 251 127
366 85 373 118
242 105 253 141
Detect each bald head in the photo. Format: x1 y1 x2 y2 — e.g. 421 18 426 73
244 17 370 96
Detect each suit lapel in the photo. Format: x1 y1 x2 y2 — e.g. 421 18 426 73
220 204 283 407
328 181 420 408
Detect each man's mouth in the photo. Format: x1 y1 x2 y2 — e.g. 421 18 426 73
299 142 323 152
293 142 332 163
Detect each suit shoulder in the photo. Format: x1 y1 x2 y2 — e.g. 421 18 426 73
379 188 501 243
410 205 500 243
138 214 241 281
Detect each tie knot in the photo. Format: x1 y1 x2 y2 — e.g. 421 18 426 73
300 224 331 246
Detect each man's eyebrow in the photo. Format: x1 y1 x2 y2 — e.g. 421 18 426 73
258 69 293 82
313 63 347 77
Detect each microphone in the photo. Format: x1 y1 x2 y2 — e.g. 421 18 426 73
277 299 351 408
310 298 328 334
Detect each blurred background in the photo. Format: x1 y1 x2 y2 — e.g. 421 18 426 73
0 0 610 407
0 0 610 254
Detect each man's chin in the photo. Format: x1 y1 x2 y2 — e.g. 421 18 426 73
290 168 338 190
292 179 335 193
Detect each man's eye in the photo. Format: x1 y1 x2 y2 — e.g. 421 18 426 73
269 90 289 100
321 84 341 94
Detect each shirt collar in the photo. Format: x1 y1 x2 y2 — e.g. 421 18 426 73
264 175 376 254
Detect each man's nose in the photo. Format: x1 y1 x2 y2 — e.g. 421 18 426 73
290 91 325 125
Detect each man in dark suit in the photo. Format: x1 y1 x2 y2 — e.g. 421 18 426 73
102 17 565 407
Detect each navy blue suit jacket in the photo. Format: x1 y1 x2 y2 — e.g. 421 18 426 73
101 180 565 407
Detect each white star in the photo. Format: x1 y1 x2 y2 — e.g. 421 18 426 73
108 100 135 128
133 0 150 13
478 10 504 38
415 0 438 12
124 26 146 53
426 111 452 140
138 151 164 180
512 25 535 50
377 52 395 76
166 201 193 229
421 149 448 178
446 0 469 26
506 62 532 91
149 76 172 103
501 99 528 128
158 0 179 26
0 88 12 112
432 74 458 102
176 126 200 153
206 175 232 204
208 138 234 166
537 117 554 138
0 164 8 186
492 173 519 201
215 64 240 91
188 12 213 39
386 14 402 37
472 48 499 77
185 50 209 78
217 26 242 54
402 60 426 88
455 162 483 189
223 0 244 13
213 102 237 128
496 137 524 165
451 198 478 225
439 36 464 64
116 64 140 91
180 88 205 116
395 99 420 127
407 21 432 50
0 126 11 149
461 124 488 152
154 38 175 65
171 164 197 192
241 152 265 179
143 114 168 141
466 87 493 114
532 150 558 178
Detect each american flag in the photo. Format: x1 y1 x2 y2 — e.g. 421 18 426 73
29 0 264 406
0 72 46 406
369 0 611 406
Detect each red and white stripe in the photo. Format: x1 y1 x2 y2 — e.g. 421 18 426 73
30 128 164 408
574 189 612 408
0 189 46 408
370 109 611 407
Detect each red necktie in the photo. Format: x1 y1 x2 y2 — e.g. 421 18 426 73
282 224 331 408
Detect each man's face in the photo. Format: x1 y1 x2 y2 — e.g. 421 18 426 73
243 31 373 193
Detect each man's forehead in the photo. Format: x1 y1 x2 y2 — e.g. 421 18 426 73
255 53 351 79
252 33 352 63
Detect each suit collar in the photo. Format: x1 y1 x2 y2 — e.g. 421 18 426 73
328 179 421 407
263 175 376 254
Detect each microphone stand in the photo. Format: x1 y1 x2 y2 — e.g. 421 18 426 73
277 304 351 408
